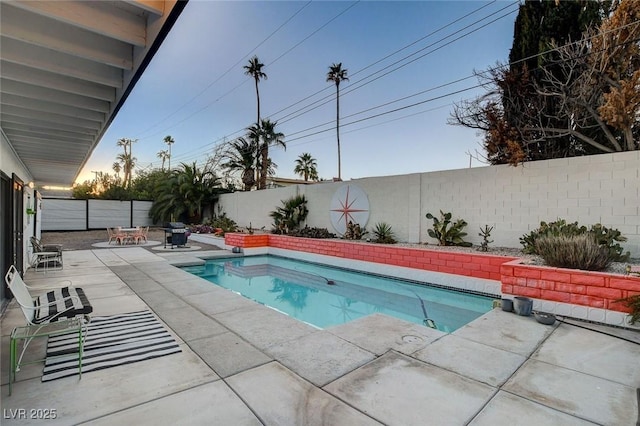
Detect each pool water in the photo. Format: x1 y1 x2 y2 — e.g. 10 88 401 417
181 255 494 332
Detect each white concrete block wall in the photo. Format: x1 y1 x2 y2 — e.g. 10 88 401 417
216 151 640 256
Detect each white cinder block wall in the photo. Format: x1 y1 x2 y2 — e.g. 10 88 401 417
216 151 640 256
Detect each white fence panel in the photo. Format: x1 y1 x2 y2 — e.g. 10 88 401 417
88 200 132 228
133 200 154 226
41 199 86 231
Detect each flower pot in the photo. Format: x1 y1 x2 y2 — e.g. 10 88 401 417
513 296 533 316
501 298 513 312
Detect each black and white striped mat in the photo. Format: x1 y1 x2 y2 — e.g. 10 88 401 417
43 310 181 382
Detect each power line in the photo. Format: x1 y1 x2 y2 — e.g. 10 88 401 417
168 2 516 165
131 1 313 141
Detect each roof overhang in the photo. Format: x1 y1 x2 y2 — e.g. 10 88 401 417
0 0 188 187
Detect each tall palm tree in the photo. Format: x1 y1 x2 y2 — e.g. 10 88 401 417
294 153 318 181
326 63 348 180
243 56 267 125
221 137 257 191
157 150 169 171
163 135 175 171
258 119 285 190
112 162 122 185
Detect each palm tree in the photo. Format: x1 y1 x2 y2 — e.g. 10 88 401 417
221 137 257 191
258 119 285 190
294 153 318 181
243 56 267 125
326 63 348 180
163 135 175 171
115 138 137 187
157 150 169 171
112 162 122 186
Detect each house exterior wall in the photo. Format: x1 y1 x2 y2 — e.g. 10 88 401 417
218 151 640 257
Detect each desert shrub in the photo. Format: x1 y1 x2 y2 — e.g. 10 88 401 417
211 215 238 234
191 224 214 233
270 195 309 235
426 210 472 247
521 219 629 261
372 222 397 244
343 221 366 240
616 294 640 325
290 226 336 239
534 234 613 271
478 225 494 252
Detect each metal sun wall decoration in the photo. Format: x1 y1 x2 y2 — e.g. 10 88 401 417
329 184 370 236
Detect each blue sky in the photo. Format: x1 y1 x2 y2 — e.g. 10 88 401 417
78 0 518 183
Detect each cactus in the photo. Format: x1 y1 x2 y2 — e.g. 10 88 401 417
478 225 494 252
426 210 472 247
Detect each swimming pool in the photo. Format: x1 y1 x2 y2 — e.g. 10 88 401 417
181 255 494 332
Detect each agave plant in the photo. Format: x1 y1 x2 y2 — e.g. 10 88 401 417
373 222 397 244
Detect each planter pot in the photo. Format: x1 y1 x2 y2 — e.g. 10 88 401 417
513 296 533 316
501 298 513 312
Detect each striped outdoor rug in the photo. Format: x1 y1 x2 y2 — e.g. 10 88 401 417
43 310 181 382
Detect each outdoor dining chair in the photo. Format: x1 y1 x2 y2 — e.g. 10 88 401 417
107 227 127 245
4 265 92 394
30 236 63 271
132 226 149 244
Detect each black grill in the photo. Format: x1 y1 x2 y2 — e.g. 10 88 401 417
164 222 188 248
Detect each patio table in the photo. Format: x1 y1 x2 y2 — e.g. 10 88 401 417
119 227 140 245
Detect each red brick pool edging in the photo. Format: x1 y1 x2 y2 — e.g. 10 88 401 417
224 233 639 314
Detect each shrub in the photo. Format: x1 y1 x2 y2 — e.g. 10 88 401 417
534 234 613 271
211 215 238 235
521 219 629 261
372 222 397 244
270 195 309 235
290 226 336 239
343 221 366 240
616 294 640 325
426 210 472 247
478 225 494 252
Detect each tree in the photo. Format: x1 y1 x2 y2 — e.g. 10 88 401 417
157 150 169 171
149 162 222 224
115 138 137 187
450 1 618 165
326 63 348 180
244 56 267 126
221 137 257 191
294 153 318 181
163 135 175 171
258 119 285 190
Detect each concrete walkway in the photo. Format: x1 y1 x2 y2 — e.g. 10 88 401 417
1 247 639 425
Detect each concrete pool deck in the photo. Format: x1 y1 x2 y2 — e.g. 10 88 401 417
1 245 639 425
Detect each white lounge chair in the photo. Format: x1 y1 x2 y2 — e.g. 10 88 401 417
4 265 92 394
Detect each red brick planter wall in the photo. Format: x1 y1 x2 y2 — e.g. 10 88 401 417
225 233 640 314
225 233 515 282
500 259 640 313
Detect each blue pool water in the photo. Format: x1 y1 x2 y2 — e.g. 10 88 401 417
181 255 494 332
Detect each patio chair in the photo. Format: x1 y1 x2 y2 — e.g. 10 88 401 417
5 265 92 394
132 226 149 244
107 227 127 245
30 236 63 271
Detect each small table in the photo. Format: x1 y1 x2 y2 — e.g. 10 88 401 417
9 318 85 395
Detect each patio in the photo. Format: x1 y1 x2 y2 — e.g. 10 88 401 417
1 240 639 425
